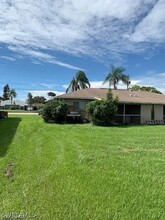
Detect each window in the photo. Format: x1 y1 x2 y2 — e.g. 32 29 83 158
73 101 79 111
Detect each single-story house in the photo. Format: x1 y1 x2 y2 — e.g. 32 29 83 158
0 100 28 110
57 88 165 124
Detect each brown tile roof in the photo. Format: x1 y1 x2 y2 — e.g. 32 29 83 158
57 88 165 104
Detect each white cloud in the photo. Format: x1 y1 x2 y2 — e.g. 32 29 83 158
8 46 83 70
0 55 16 61
129 0 165 43
90 81 105 88
39 83 57 90
0 0 163 64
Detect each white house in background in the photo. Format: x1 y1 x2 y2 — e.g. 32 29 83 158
57 88 165 124
0 99 28 110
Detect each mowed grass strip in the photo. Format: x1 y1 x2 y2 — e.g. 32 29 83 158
0 115 165 219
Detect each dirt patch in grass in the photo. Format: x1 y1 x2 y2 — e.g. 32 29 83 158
3 161 15 180
121 147 134 153
121 147 164 154
144 148 164 153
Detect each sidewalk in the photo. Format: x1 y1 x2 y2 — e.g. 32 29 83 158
8 112 38 115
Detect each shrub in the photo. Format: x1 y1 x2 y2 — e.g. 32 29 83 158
86 90 118 126
38 108 44 115
33 106 38 111
10 107 17 110
42 99 68 123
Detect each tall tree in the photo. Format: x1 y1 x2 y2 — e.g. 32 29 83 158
103 65 125 89
3 84 10 100
121 74 131 90
66 71 90 93
32 96 46 104
0 96 4 107
66 77 79 93
9 89 17 107
26 93 33 106
75 71 90 89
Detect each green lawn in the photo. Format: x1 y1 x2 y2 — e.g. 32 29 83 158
0 115 165 219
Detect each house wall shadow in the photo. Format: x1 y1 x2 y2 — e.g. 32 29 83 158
0 117 21 157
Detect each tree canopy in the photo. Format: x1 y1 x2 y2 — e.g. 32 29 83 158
26 93 46 106
131 85 162 94
3 84 10 100
31 96 46 104
26 93 33 106
47 92 56 99
2 84 17 107
66 70 90 93
121 74 131 90
103 65 130 90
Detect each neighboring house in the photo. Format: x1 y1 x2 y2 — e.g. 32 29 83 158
57 88 165 124
0 100 28 110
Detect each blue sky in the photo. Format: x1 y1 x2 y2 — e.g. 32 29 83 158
0 0 165 100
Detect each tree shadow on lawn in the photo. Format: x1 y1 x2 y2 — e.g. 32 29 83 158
0 117 21 157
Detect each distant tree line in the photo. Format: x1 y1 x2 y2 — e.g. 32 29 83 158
26 93 46 106
0 84 17 108
26 92 56 106
130 85 162 94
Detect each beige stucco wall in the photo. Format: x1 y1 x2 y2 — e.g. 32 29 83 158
141 104 152 124
141 104 163 124
65 99 90 110
154 105 163 120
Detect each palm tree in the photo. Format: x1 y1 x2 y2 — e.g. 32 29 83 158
75 71 90 89
121 74 131 90
103 65 125 89
66 77 78 93
10 89 17 107
66 71 90 93
26 92 33 106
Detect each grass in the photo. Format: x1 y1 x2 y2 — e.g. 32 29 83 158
0 115 165 219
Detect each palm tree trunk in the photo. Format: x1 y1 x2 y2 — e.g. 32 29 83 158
11 97 13 108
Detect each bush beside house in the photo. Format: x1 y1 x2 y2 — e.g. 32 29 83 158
86 90 118 126
42 99 68 123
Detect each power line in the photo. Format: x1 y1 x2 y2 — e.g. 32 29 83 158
0 83 65 92
0 87 65 91
0 81 32 86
